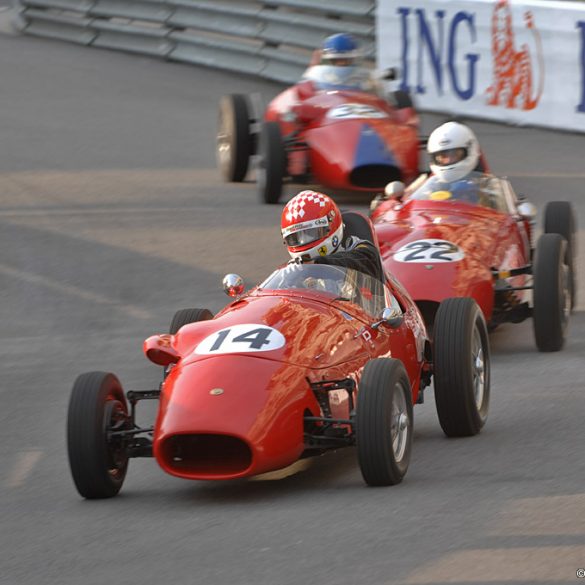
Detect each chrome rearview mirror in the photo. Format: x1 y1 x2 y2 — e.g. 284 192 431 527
517 201 537 220
222 273 244 297
372 306 403 329
385 180 406 201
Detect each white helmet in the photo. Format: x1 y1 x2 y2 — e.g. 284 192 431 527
427 122 480 182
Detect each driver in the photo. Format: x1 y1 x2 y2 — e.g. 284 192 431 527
281 190 384 282
302 33 372 91
425 121 487 204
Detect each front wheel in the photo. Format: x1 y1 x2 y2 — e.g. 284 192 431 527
433 297 490 437
257 121 286 204
356 358 413 486
533 233 570 352
169 307 214 335
67 372 130 499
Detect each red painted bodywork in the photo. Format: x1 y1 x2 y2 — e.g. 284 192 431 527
265 81 420 192
371 198 531 322
146 281 427 481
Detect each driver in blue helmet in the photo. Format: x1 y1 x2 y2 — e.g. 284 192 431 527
303 33 373 92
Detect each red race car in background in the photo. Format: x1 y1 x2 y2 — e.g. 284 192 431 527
370 172 577 352
216 66 420 204
67 212 490 499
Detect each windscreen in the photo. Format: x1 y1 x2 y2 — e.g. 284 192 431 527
258 263 386 317
303 65 371 92
409 171 510 212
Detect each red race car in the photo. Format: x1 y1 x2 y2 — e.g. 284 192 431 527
67 213 490 499
216 67 420 204
370 172 577 352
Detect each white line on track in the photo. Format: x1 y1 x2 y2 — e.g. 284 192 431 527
6 450 43 488
0 262 152 319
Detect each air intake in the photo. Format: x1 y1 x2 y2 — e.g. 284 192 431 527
161 434 252 477
350 165 402 188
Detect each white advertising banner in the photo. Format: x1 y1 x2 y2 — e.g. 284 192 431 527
377 0 585 132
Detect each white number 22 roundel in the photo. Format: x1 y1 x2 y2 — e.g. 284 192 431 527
195 324 285 355
393 239 465 263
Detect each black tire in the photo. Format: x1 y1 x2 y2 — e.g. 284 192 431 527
390 90 414 109
67 372 129 499
433 297 490 437
169 308 213 334
543 201 577 309
533 233 570 352
356 358 413 486
257 121 286 204
217 94 252 182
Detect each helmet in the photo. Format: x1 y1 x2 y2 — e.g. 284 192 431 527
281 190 343 260
427 122 480 182
321 33 360 67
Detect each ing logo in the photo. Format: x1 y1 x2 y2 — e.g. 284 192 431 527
486 0 544 110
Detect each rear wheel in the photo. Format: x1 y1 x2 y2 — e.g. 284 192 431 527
543 201 577 309
257 121 286 204
356 358 413 486
67 372 130 499
217 94 252 182
533 233 570 352
433 298 490 437
169 308 214 335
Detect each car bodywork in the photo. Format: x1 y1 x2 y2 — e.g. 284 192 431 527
371 172 576 350
217 77 420 203
66 213 492 498
148 263 425 481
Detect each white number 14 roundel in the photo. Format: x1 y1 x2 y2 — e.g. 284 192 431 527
393 239 465 263
195 324 285 355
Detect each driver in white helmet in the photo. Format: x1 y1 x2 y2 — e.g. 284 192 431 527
415 121 490 204
427 121 481 182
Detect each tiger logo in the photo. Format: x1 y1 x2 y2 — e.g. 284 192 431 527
486 0 544 111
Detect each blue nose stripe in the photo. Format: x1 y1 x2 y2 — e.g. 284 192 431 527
353 124 396 167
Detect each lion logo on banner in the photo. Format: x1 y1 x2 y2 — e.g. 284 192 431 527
486 0 544 111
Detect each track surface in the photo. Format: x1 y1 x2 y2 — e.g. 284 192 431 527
1 25 584 585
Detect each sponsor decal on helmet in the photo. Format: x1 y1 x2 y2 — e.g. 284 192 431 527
318 245 328 256
332 235 339 248
282 218 328 237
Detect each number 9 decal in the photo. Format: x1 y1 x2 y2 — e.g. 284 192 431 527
393 239 465 263
195 324 285 355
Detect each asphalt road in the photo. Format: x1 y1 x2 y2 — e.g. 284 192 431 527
1 23 584 585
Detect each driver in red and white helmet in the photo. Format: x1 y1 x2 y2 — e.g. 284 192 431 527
281 190 383 281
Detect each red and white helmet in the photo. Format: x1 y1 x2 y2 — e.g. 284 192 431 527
281 190 343 260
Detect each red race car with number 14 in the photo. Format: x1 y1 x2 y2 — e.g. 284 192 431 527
66 213 490 499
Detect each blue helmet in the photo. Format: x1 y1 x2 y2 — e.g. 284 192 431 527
321 33 360 66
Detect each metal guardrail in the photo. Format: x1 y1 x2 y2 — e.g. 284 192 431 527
15 0 375 84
